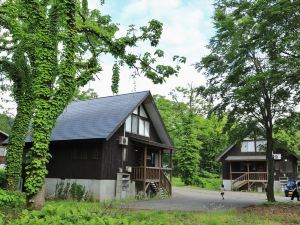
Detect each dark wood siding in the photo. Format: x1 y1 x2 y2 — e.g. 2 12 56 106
221 145 298 181
46 139 103 179
101 125 124 180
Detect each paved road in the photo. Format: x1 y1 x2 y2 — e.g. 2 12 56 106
122 187 293 211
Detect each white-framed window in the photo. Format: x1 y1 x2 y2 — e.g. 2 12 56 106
256 140 267 152
132 115 138 134
145 121 150 137
139 105 147 118
125 116 132 132
241 141 255 152
125 105 150 138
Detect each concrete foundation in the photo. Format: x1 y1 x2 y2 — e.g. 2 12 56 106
223 179 283 192
45 178 136 201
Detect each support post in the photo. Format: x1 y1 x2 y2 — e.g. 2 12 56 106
158 149 162 186
170 149 173 195
247 162 250 191
230 162 232 190
144 146 147 193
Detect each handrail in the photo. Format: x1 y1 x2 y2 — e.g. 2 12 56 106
131 166 172 195
232 172 268 186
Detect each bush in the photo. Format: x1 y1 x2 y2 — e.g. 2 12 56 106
55 181 89 201
0 169 6 188
0 189 25 208
196 177 222 190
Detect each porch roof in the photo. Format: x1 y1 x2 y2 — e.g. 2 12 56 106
130 136 174 151
225 155 266 161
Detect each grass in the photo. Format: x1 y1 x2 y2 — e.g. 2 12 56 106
172 177 222 191
1 200 299 225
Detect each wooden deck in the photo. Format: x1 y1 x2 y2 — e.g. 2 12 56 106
132 166 172 195
232 172 268 190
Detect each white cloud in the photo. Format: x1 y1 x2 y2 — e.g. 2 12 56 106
87 0 214 98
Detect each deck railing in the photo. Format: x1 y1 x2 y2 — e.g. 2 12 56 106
131 167 172 194
232 172 268 186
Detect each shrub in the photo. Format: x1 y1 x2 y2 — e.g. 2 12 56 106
0 189 25 208
54 181 89 201
197 177 222 190
0 169 6 188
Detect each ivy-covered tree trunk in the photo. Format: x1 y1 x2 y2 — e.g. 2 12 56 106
1 0 183 209
6 97 33 191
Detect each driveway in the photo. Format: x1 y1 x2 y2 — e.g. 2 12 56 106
122 187 293 211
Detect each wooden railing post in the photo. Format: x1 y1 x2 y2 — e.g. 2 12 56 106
144 146 147 193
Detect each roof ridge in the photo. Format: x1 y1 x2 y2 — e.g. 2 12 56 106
72 90 150 104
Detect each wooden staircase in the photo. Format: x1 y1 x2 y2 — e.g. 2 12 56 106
132 167 172 197
232 172 268 191
150 182 169 199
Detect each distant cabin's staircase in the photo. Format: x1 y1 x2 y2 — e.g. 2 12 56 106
150 182 169 199
232 172 268 191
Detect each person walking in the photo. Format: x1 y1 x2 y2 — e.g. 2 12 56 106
291 180 300 201
221 184 225 200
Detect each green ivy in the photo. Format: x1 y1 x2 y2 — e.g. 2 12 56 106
0 0 185 208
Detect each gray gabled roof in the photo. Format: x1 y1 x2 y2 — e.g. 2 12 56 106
215 143 237 161
12 91 173 147
25 91 150 142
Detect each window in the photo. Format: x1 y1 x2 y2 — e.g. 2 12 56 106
145 121 150 137
91 149 99 160
241 141 255 152
139 105 147 118
256 140 267 152
132 115 138 134
125 116 132 132
139 118 145 136
241 139 266 152
125 105 150 138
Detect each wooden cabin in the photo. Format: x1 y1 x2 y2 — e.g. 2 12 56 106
15 91 173 200
217 138 299 192
0 130 8 169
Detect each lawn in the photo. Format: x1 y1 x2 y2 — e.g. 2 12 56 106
172 177 222 191
1 200 300 225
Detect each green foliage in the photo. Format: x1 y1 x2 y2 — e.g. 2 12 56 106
172 177 221 191
0 189 25 208
54 181 89 201
72 88 98 101
0 0 184 205
0 169 6 188
0 114 13 134
3 199 295 225
155 87 230 184
197 0 300 202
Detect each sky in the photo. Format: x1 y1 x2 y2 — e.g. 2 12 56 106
87 0 215 98
0 0 215 114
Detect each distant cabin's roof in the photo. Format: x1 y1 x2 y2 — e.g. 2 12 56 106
225 155 266 161
3 91 173 147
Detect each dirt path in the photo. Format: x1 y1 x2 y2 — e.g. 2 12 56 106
122 187 295 211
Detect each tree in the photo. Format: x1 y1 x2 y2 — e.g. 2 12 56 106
0 114 13 134
197 0 300 201
72 88 98 101
0 49 34 191
0 0 184 208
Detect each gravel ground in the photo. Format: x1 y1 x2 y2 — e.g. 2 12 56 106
121 187 293 211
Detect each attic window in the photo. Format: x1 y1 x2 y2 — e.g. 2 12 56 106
125 105 150 137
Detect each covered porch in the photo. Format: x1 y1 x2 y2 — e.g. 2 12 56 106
129 137 173 195
226 156 268 191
